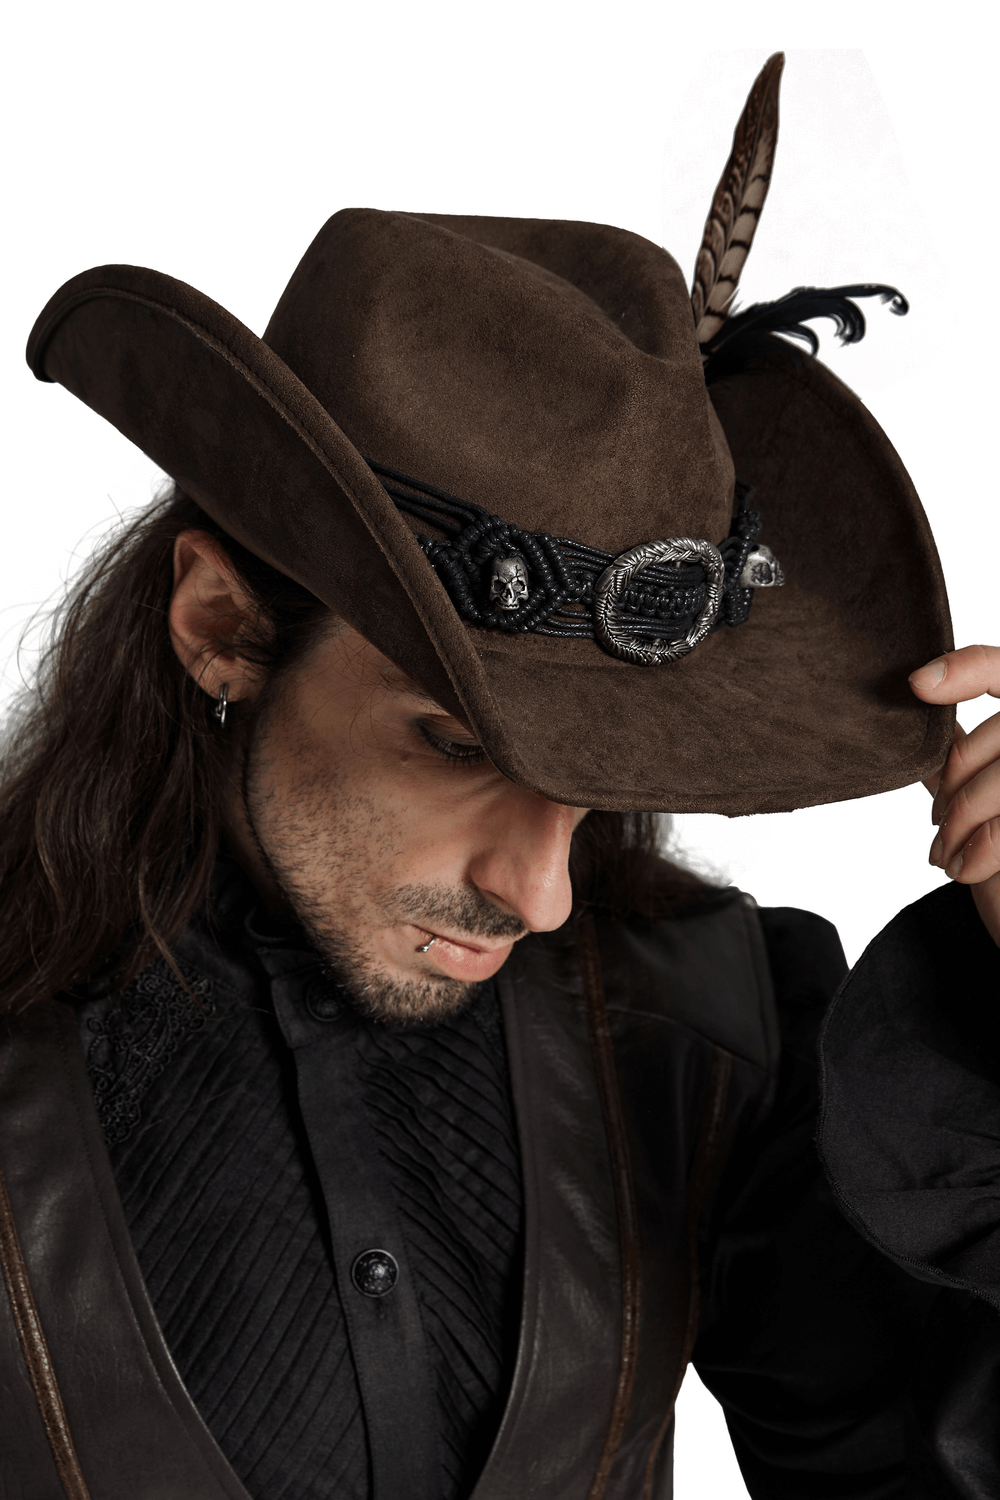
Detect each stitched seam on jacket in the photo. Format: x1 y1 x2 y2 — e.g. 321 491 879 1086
603 1002 769 1073
641 1048 734 1499
577 912 642 1500
0 1161 92 1500
737 896 782 1129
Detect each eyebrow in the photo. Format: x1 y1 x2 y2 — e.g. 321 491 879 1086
379 664 448 711
379 667 479 734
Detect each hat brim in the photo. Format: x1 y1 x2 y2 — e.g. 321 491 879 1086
28 268 953 814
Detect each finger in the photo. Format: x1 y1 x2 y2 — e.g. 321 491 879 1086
972 874 1000 948
924 721 968 809
932 715 1000 822
929 759 1000 873
909 644 1000 704
937 814 1000 886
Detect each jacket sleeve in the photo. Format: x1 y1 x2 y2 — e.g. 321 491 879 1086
820 880 1000 1498
691 905 949 1500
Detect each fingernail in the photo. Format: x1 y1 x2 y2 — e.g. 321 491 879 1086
910 657 947 688
931 793 945 825
930 834 944 866
947 852 964 879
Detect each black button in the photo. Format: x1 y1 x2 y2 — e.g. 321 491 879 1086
351 1249 399 1297
305 977 341 1022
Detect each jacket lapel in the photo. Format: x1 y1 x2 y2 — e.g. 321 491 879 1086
0 1001 253 1500
471 919 627 1500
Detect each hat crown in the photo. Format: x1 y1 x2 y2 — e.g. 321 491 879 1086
25 51 953 812
262 209 734 555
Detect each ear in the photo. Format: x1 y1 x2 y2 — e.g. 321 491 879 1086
168 529 262 703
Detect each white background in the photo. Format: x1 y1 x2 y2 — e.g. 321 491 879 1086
3 5 997 1495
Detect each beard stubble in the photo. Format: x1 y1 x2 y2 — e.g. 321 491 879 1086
238 686 525 1026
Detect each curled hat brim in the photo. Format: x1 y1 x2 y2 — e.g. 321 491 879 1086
27 262 953 815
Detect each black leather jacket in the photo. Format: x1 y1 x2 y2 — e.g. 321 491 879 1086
0 888 989 1499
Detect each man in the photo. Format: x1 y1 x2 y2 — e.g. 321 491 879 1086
2 53 998 1500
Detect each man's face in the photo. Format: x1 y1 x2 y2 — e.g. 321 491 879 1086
234 623 587 1025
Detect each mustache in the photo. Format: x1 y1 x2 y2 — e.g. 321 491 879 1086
383 883 527 942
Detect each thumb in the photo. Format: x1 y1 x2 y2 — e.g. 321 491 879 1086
910 645 1000 704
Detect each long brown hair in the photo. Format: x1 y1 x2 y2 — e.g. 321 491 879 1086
0 487 708 1013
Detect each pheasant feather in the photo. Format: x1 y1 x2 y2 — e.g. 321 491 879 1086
691 52 784 347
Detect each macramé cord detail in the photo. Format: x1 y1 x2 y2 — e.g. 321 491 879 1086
369 460 763 646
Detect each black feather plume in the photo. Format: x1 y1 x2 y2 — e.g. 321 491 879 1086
701 283 908 358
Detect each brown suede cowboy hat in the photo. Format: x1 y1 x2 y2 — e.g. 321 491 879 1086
24 54 952 816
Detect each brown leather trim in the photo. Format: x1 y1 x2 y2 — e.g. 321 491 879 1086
577 912 642 1500
0 1161 92 1500
472 927 623 1499
642 1047 733 1500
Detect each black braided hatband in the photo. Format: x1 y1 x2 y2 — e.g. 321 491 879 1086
369 459 769 656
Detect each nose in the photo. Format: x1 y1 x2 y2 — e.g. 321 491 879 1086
468 792 582 933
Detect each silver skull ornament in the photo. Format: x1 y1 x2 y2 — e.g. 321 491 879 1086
490 554 529 610
738 544 785 589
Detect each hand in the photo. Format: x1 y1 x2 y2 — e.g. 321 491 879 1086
909 645 1000 946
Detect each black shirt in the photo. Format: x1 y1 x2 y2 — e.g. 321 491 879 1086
79 861 523 1500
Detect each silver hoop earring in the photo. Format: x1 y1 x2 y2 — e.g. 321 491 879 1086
213 684 229 728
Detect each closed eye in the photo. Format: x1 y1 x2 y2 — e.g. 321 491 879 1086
416 721 489 767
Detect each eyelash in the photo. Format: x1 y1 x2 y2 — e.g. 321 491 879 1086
417 723 489 767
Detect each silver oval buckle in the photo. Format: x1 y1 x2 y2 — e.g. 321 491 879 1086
592 537 725 665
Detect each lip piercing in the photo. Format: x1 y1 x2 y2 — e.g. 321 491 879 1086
416 936 436 953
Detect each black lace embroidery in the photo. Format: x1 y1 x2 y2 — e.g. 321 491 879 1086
85 961 215 1145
